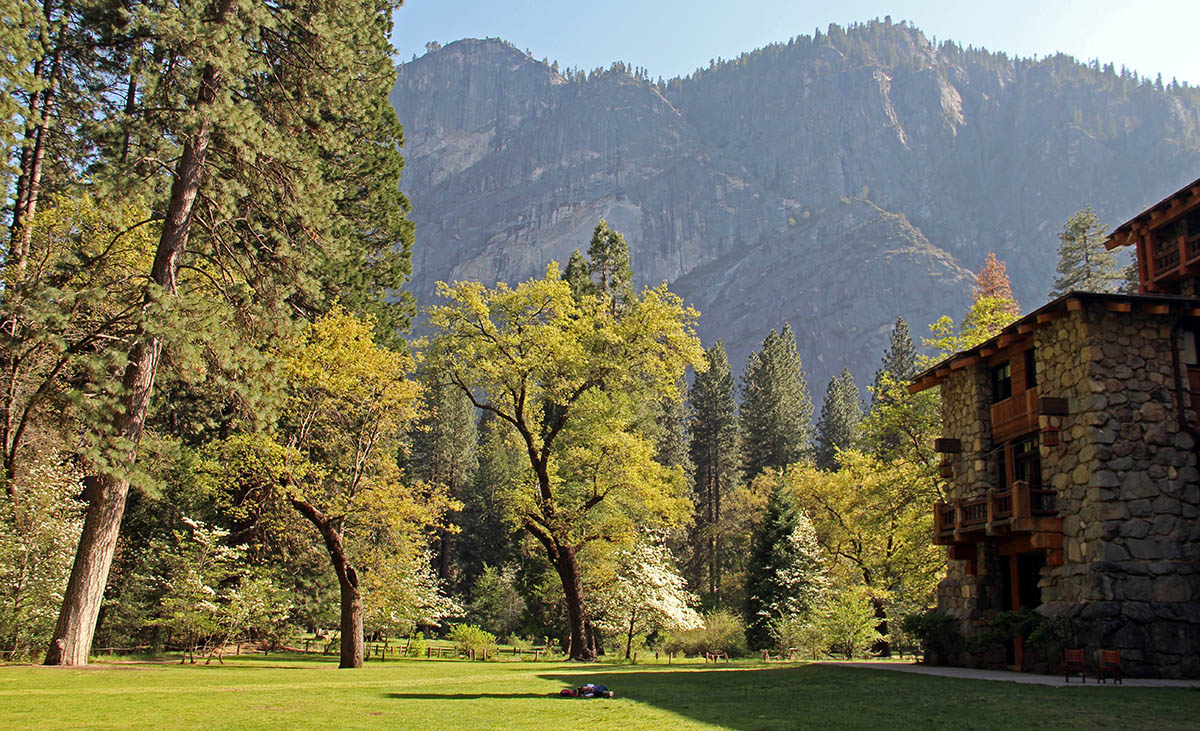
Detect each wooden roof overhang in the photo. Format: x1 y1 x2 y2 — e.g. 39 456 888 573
1105 175 1200 251
908 291 1200 394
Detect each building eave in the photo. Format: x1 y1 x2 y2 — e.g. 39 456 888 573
1104 175 1200 250
908 291 1200 394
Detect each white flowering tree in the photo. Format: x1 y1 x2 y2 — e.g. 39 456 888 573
151 519 291 663
0 454 84 658
595 538 702 659
361 547 461 637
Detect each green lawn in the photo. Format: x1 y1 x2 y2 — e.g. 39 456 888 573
0 654 1196 730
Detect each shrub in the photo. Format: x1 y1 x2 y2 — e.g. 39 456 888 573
449 623 497 658
662 609 748 657
901 610 962 665
771 613 825 658
821 591 879 659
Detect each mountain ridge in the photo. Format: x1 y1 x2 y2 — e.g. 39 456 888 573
389 22 1200 392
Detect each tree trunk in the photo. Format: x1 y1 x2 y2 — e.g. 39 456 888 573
553 545 595 661
625 609 636 660
338 566 364 669
872 597 890 657
43 0 233 665
290 497 363 668
45 336 162 665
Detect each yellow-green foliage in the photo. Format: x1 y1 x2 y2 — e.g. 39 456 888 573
780 451 944 621
422 266 704 547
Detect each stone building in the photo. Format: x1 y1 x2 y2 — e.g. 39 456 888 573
908 176 1200 678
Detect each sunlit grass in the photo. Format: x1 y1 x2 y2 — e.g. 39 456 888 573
0 654 1196 730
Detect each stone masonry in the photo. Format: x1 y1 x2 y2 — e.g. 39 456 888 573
933 302 1200 678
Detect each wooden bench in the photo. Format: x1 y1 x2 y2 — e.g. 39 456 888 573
704 651 729 663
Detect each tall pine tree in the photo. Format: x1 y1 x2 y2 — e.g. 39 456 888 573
815 368 861 471
687 341 740 600
408 377 479 591
744 484 826 650
1049 207 1120 297
740 325 812 479
45 0 413 665
870 317 918 409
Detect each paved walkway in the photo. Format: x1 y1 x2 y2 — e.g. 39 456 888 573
817 660 1200 688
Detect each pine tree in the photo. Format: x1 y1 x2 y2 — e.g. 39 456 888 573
1049 207 1120 297
815 369 862 471
586 219 634 309
975 252 1020 315
870 317 917 409
45 0 413 666
744 485 826 650
409 377 479 591
740 325 812 479
687 341 740 600
653 388 692 475
563 249 592 300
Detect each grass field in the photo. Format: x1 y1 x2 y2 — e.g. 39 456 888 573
1 654 1197 730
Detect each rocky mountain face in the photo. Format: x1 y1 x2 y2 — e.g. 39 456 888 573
389 21 1200 393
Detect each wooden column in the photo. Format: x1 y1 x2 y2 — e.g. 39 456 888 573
1010 554 1024 669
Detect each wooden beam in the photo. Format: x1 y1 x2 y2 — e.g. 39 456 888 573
1067 298 1084 311
1036 311 1065 324
1039 397 1069 416
979 346 997 357
1017 322 1035 334
935 367 950 378
1105 301 1132 313
934 438 962 453
1143 303 1170 315
951 355 981 371
1187 308 1200 318
997 334 1019 348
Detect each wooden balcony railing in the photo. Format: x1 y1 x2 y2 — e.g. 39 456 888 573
991 387 1039 443
933 481 1060 545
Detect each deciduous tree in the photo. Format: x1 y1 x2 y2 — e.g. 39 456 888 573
423 259 703 660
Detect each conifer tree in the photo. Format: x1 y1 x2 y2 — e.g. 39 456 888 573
563 249 593 300
653 389 692 475
687 341 740 599
815 369 861 471
740 325 812 479
1049 207 1120 297
409 377 479 590
975 252 1020 315
744 484 826 650
44 0 413 665
870 317 918 409
586 219 634 310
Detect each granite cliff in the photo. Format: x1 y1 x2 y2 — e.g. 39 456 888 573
390 20 1200 392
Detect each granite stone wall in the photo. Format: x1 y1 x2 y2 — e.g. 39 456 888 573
932 307 1200 678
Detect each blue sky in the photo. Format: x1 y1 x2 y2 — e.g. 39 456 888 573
392 0 1199 86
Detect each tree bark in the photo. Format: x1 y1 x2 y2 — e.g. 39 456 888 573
553 545 595 661
290 497 363 668
43 0 232 666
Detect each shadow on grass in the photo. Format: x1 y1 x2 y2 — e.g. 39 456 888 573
537 664 1200 730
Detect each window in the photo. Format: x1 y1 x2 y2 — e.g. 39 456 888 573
1183 327 1199 367
991 361 1012 403
1024 349 1037 389
1013 435 1042 488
